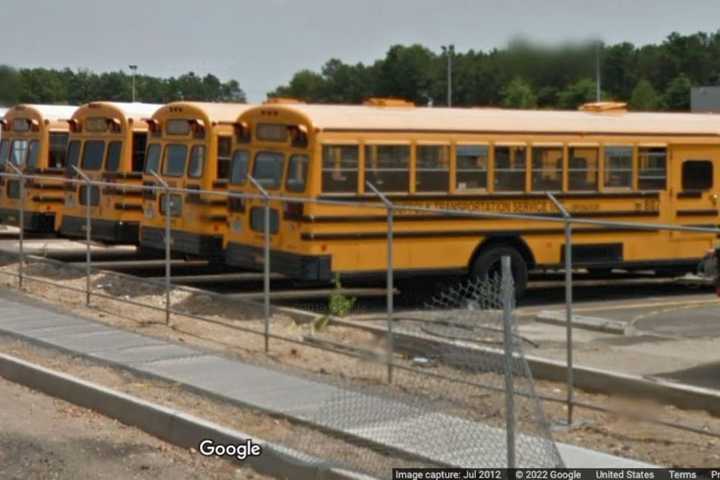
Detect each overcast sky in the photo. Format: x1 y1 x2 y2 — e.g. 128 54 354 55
2 0 719 101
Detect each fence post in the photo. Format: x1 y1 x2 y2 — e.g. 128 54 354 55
547 192 574 426
72 166 93 305
501 255 516 468
366 182 395 384
248 176 271 354
149 171 171 325
7 164 25 289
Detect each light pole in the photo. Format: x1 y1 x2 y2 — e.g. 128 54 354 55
441 45 454 107
129 65 138 102
595 42 601 102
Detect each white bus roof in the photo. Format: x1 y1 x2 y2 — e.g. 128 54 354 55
5 104 78 122
75 102 162 120
258 103 720 137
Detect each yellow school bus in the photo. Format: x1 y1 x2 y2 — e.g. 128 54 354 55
0 104 77 232
60 102 160 243
224 100 720 294
139 102 251 258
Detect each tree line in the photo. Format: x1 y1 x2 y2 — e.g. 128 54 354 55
0 66 246 106
270 31 720 111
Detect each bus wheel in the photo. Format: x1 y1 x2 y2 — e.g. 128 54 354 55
470 246 528 298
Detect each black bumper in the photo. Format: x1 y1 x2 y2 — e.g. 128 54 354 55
60 215 139 244
226 242 332 281
0 208 55 233
140 226 223 258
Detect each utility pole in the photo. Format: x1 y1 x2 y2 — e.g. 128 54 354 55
442 45 454 107
595 42 602 102
129 65 138 102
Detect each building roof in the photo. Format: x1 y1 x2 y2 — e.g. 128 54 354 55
256 103 720 136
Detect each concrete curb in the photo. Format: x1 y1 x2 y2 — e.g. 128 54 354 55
334 318 720 417
534 310 628 335
0 352 372 480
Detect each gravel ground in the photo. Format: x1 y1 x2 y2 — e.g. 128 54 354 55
0 375 271 480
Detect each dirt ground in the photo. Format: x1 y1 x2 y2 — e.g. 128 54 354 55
1 259 720 467
0 375 271 480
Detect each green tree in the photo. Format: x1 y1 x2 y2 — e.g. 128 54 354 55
629 79 661 111
376 44 436 105
501 77 537 108
663 73 692 111
269 69 326 101
557 78 599 109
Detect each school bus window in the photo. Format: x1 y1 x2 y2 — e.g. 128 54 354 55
455 145 487 192
217 136 232 179
682 160 713 191
229 150 249 185
163 144 188 177
106 141 122 172
12 119 30 132
365 145 410 192
604 146 633 189
256 124 288 143
638 147 667 190
568 147 598 191
145 144 161 174
188 145 206 178
286 154 309 193
66 140 81 175
10 140 28 166
0 140 9 167
415 145 450 192
531 146 563 191
322 145 358 193
495 146 526 192
253 151 285 189
81 140 105 171
166 119 191 136
85 117 109 133
49 133 69 168
26 141 40 170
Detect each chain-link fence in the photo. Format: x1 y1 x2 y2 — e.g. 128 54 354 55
2 168 720 475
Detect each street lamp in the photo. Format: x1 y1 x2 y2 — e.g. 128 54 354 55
595 41 602 102
129 65 138 102
441 45 455 107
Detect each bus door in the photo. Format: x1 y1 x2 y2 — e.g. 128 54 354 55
158 143 189 233
246 150 285 259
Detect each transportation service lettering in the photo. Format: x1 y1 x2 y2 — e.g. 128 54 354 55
394 200 600 215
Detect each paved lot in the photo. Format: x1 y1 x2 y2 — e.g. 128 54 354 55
0 375 267 480
526 292 720 388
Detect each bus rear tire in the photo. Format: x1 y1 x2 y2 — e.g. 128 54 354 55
470 246 528 298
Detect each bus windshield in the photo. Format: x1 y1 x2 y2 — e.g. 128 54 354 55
253 151 284 189
163 144 188 177
144 144 161 174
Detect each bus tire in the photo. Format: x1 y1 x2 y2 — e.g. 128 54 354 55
470 246 528 298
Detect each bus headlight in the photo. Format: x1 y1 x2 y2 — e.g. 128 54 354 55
231 219 243 232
